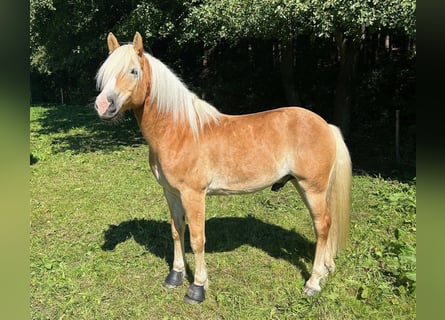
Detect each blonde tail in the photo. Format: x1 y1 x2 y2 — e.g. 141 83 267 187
326 125 352 258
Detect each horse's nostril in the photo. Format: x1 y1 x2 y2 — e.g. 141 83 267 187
108 103 116 113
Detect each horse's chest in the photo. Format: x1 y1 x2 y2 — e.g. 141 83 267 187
148 152 190 192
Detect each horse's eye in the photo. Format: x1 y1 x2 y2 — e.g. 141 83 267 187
130 68 139 76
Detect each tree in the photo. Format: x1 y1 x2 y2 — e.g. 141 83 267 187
181 0 415 135
30 0 188 103
30 0 143 102
182 0 311 106
30 0 415 139
308 0 416 136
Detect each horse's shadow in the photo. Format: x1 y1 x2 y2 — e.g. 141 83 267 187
101 215 314 281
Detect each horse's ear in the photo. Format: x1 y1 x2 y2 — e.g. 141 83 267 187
133 32 144 57
107 32 120 54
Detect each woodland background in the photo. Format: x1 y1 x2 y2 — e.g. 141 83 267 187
30 0 416 175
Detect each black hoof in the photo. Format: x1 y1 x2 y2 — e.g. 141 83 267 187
183 284 205 304
164 270 183 289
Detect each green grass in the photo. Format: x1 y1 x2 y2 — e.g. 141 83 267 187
30 105 416 319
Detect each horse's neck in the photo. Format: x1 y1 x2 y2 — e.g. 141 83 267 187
133 102 194 151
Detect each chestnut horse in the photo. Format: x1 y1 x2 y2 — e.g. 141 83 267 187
94 32 351 304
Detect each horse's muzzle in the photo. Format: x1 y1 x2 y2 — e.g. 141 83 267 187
95 99 118 120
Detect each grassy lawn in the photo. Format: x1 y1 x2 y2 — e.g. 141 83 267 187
30 105 416 319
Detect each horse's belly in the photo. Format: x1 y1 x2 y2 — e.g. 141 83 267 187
206 184 268 195
206 168 288 195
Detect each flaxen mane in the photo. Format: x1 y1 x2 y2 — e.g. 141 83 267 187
96 45 221 137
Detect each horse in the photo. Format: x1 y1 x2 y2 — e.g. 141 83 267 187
94 32 352 304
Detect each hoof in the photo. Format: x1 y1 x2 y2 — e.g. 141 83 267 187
164 270 183 289
303 284 320 296
183 284 205 304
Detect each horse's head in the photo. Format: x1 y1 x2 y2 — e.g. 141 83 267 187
95 32 149 120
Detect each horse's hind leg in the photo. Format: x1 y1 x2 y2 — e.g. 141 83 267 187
293 181 332 295
163 190 187 288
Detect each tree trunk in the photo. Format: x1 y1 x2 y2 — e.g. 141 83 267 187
279 38 301 106
333 30 360 138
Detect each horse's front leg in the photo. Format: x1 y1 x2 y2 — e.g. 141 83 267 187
163 190 187 289
181 190 207 304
